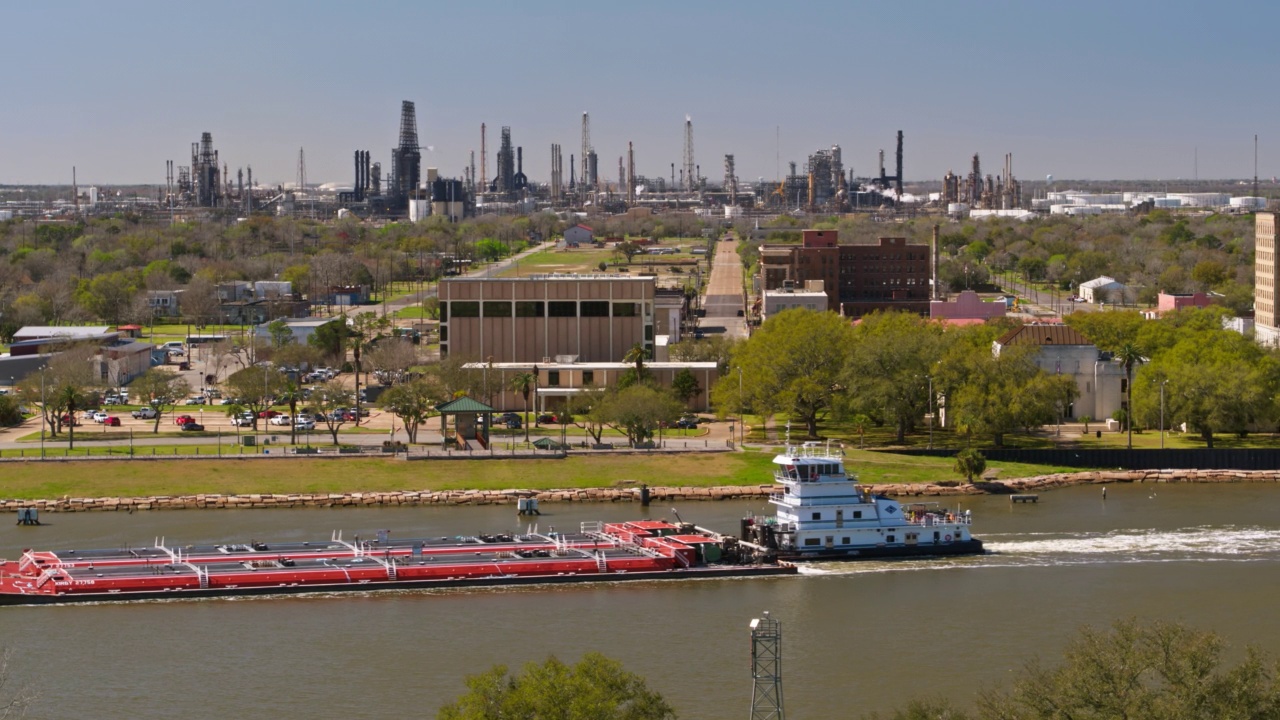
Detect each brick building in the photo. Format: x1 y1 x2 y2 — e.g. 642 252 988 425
758 230 930 317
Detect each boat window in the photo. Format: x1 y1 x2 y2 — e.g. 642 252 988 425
842 537 850 544
853 511 862 519
887 535 896 543
811 512 821 520
803 538 821 547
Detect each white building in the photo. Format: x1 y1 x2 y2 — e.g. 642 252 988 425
1078 276 1128 304
994 325 1128 423
762 283 828 322
253 317 341 346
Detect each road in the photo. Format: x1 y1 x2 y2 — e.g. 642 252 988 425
700 237 749 339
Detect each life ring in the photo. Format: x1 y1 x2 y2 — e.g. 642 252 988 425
944 534 952 542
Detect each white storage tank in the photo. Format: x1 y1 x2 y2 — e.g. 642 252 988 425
1230 197 1268 210
947 202 969 215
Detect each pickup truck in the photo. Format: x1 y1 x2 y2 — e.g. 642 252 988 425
131 407 159 420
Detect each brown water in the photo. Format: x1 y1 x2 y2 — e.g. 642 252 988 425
4 483 1280 719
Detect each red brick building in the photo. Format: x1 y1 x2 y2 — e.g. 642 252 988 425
759 230 931 317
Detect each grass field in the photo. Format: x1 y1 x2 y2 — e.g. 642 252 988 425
0 448 1074 500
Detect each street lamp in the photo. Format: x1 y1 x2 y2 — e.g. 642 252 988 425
39 367 46 460
1160 379 1168 449
927 375 934 449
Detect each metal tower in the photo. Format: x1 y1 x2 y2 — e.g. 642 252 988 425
581 112 592 190
749 612 784 720
683 115 695 193
479 123 487 193
724 154 738 206
391 100 421 204
627 141 636 205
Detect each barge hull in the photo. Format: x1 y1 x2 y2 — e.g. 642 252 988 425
0 564 796 606
779 539 985 561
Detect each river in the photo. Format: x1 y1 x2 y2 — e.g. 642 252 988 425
3 482 1279 719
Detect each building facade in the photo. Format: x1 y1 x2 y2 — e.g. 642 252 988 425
439 275 660 363
1257 212 1278 346
469 361 718 413
993 324 1127 422
758 230 930 318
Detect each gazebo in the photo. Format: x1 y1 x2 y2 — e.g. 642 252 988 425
435 396 496 450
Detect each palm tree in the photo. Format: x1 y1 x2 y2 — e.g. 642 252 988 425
1115 342 1144 450
623 343 649 386
278 380 303 446
508 371 536 443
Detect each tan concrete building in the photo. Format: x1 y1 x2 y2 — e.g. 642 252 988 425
469 361 719 413
1256 212 1278 347
439 275 660 363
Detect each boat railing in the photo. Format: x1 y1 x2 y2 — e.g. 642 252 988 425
905 510 973 526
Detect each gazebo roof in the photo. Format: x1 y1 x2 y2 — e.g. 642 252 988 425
435 396 496 414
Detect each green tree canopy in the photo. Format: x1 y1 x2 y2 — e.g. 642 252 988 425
380 375 444 444
842 311 946 443
128 369 191 434
598 384 683 446
438 652 677 720
713 308 854 438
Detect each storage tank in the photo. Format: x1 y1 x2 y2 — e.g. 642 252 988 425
1230 197 1267 210
947 203 969 215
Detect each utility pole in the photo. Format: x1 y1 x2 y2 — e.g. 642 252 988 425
749 611 784 720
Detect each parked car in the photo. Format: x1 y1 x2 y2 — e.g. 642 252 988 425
175 415 196 426
505 418 522 430
499 412 521 423
180 422 205 432
257 410 282 419
185 396 206 405
294 419 316 431
103 396 121 406
674 418 698 430
131 407 159 420
161 341 185 352
536 413 557 424
60 414 80 426
91 411 109 424
230 415 254 427
269 414 292 426
103 416 121 427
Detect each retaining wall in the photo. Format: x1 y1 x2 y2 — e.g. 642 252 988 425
3 469 1278 513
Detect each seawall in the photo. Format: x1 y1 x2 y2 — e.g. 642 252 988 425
3 468 1279 513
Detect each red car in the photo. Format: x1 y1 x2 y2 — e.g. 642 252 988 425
258 410 282 419
60 414 80 427
175 415 196 426
104 416 122 427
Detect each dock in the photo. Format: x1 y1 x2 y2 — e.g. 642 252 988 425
1010 494 1039 504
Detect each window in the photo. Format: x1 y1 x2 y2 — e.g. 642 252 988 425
547 371 560 387
452 301 479 318
580 301 609 317
811 512 821 520
887 535 896 543
483 301 511 317
644 325 653 340
582 371 594 386
853 511 862 519
515 301 544 317
439 303 448 322
549 302 576 318
803 538 821 547
842 537 850 545
439 326 448 342
613 302 638 317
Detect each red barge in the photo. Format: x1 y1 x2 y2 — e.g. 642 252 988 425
0 520 793 605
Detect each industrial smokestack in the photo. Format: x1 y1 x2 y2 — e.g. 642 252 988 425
895 130 904 196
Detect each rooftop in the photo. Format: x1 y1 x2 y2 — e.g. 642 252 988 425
996 324 1092 347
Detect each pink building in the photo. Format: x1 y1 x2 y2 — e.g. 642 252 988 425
1157 292 1212 314
929 291 1007 322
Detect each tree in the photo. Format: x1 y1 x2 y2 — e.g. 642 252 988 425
365 338 418 386
619 343 651 389
569 386 610 445
222 365 287 431
508 371 537 442
180 276 220 329
0 396 21 427
0 647 37 720
866 619 1280 720
128 369 191 433
349 312 390 426
850 413 871 449
307 319 346 365
597 385 683 447
438 652 676 720
939 339 1077 448
670 368 701 406
313 379 352 445
475 238 507 262
380 375 444 443
712 308 854 438
1115 342 1145 449
842 311 946 443
16 346 99 446
266 318 294 348
953 448 986 484
277 379 304 445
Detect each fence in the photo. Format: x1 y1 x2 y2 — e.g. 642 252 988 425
881 448 1280 471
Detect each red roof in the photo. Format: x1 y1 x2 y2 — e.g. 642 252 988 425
117 325 143 330
575 224 594 232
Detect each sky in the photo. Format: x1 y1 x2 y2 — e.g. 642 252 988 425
2 0 1277 186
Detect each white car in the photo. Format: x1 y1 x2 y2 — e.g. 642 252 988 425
230 415 254 427
90 411 109 423
269 414 292 426
294 419 316 431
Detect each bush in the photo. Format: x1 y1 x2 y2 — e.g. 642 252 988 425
953 448 986 484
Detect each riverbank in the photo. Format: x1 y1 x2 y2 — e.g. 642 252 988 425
3 468 1277 513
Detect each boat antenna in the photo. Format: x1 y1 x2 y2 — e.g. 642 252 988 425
784 421 791 447
672 508 684 524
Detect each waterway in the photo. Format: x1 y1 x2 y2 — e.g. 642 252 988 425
4 482 1280 719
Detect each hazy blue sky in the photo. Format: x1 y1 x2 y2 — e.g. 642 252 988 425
2 1 1276 186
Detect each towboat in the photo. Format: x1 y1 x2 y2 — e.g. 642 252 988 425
0 521 793 605
741 441 984 560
